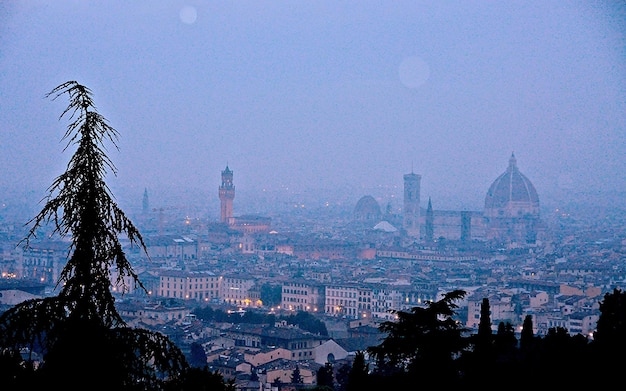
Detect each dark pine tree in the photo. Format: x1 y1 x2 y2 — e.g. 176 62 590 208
462 297 494 384
271 377 283 389
590 288 626 387
335 361 351 391
367 289 468 385
0 81 229 391
477 298 493 340
537 327 590 386
517 314 539 385
494 321 518 358
189 342 208 368
176 366 235 391
594 288 626 352
346 350 369 391
317 362 335 390
291 365 303 385
520 314 535 352
491 321 520 383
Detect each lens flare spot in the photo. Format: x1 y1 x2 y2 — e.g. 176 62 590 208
399 56 430 89
179 6 197 25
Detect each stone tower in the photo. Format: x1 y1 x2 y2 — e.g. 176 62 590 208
425 197 434 242
403 171 421 240
219 165 235 224
142 188 149 214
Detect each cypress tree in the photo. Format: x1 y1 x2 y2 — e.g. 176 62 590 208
520 314 535 352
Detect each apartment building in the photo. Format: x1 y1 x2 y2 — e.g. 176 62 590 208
370 284 403 320
466 291 517 330
281 279 325 313
145 235 198 261
158 269 220 302
20 240 68 285
325 283 361 319
220 273 258 307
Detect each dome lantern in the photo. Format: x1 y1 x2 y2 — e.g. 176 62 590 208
484 153 539 219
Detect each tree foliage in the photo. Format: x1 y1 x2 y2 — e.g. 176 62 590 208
281 310 328 335
367 289 468 383
477 298 492 340
174 366 236 391
494 321 517 356
192 306 327 335
594 288 626 350
0 81 217 390
260 282 282 307
588 288 626 387
519 314 535 352
345 350 369 391
316 362 335 389
188 342 208 368
290 365 303 384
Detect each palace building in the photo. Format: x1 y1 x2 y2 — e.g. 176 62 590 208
218 165 271 235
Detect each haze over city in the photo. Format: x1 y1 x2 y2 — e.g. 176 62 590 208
1 1 624 220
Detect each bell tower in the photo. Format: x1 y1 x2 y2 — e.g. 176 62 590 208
219 165 235 224
403 171 421 240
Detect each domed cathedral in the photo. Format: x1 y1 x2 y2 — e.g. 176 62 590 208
353 195 382 225
392 153 545 247
352 195 402 238
483 153 542 244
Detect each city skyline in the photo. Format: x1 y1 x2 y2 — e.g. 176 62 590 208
1 2 624 218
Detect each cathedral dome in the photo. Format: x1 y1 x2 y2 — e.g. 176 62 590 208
354 195 382 223
484 153 539 219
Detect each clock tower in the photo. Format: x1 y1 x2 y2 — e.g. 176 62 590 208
219 165 235 224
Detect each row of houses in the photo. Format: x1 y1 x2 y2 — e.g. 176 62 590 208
116 299 382 389
114 268 441 321
1 258 603 339
1 230 610 339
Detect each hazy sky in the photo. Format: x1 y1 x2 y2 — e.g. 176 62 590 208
1 1 625 217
